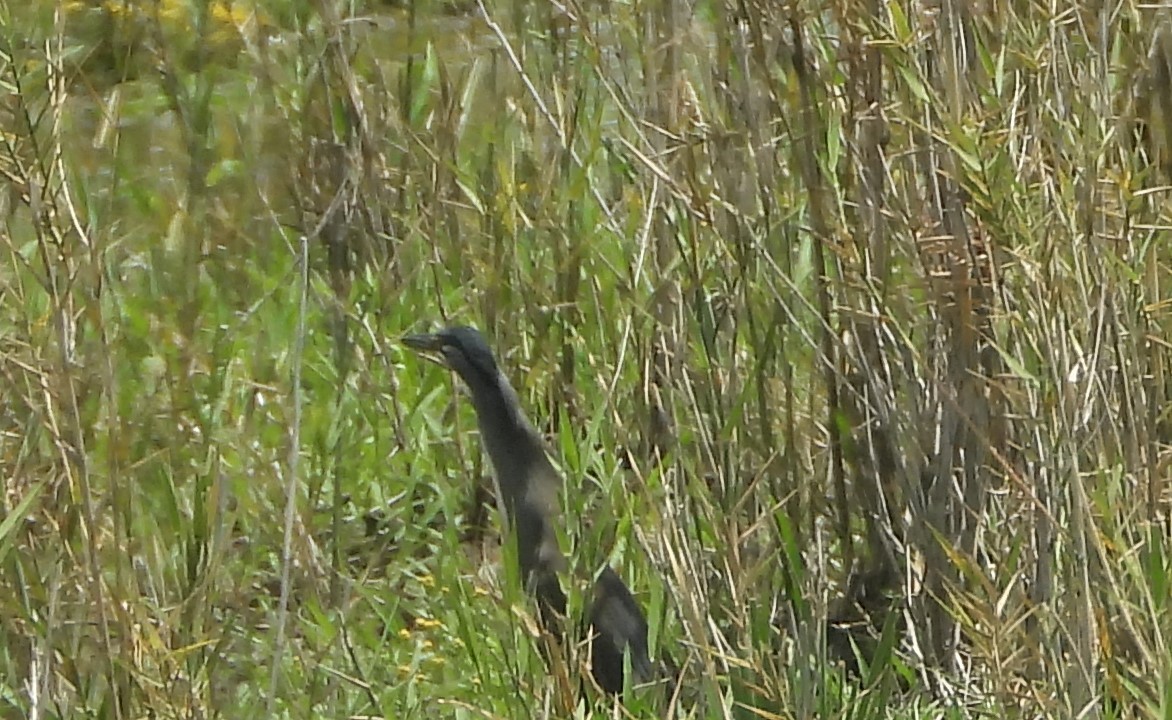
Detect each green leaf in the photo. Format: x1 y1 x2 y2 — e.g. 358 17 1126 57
0 480 46 566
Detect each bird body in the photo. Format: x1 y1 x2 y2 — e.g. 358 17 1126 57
589 567 654 692
404 325 654 694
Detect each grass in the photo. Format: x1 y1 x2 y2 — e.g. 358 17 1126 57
2 0 1172 718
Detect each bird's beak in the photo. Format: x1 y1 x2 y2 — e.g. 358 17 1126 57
403 332 443 352
402 332 449 366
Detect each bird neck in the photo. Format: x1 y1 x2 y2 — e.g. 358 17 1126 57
467 372 548 492
464 367 567 588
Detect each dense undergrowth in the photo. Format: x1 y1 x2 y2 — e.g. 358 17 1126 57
2 0 1171 718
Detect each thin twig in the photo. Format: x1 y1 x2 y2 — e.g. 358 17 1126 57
267 234 311 709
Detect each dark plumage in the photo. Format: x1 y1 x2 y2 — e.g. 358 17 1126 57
588 567 654 692
403 325 654 694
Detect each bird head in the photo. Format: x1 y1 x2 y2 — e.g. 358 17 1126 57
402 325 500 389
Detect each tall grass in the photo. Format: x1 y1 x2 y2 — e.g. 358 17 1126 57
1 0 1170 718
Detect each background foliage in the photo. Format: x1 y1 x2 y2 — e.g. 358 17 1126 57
2 0 1171 717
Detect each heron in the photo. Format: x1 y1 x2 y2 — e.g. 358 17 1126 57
403 325 655 694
